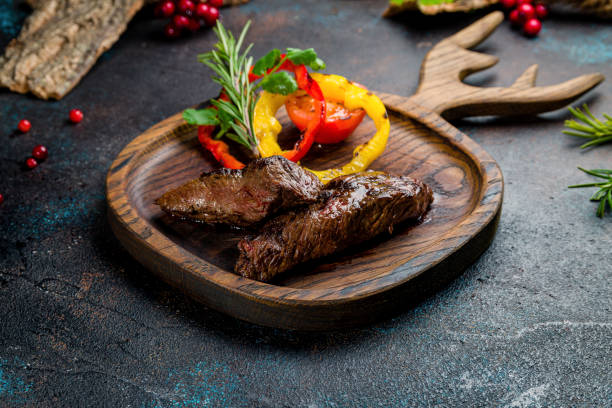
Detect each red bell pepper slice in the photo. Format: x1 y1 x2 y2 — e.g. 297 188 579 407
197 92 245 170
248 55 325 162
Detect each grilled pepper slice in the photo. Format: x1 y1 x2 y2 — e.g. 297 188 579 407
197 92 245 170
251 57 325 162
305 73 391 183
197 125 245 169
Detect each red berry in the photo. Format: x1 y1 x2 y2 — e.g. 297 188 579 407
32 145 48 161
173 14 190 28
159 1 175 17
177 0 195 16
26 157 38 169
69 108 83 123
196 3 210 18
204 6 219 26
535 3 548 18
0 194 4 205
523 18 542 36
208 0 223 7
509 9 522 26
165 23 181 38
500 0 516 9
517 0 532 4
517 3 536 22
187 18 201 32
18 119 31 133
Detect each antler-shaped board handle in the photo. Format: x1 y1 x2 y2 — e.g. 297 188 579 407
399 12 604 120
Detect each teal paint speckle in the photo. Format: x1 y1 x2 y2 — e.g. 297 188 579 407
0 358 33 406
534 27 612 65
0 0 28 37
145 361 242 408
5 193 105 239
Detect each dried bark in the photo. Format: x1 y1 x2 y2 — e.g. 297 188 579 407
0 0 146 100
0 0 252 100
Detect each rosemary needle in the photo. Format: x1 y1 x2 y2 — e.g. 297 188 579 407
568 167 612 218
563 104 612 149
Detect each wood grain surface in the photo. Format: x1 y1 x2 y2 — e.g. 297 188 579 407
105 12 603 330
106 100 503 330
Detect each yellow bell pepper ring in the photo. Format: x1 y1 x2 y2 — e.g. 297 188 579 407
253 73 390 183
252 62 326 162
306 73 391 183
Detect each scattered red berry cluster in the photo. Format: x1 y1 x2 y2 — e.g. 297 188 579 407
0 110 84 205
155 0 222 38
16 109 83 170
501 0 547 37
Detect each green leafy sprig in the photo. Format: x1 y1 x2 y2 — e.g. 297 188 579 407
182 21 325 154
563 104 612 149
184 21 257 153
252 47 325 96
569 167 612 218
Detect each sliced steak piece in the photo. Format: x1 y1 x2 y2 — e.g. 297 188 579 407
155 156 323 227
235 172 434 282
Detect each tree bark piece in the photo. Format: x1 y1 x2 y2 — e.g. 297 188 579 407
0 0 146 100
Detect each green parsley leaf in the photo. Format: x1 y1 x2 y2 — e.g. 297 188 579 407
260 71 298 95
252 48 281 76
310 57 326 71
183 108 219 126
286 48 325 71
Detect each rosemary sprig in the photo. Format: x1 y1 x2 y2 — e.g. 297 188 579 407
183 21 326 156
196 20 258 154
563 104 612 149
568 167 612 218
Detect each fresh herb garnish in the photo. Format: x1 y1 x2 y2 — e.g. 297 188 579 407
563 104 612 149
250 47 326 95
569 167 612 218
190 21 257 153
183 108 219 126
182 21 325 155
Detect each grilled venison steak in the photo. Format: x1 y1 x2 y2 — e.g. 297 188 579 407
235 172 434 281
155 156 322 227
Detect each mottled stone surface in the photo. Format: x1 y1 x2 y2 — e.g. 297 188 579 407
1 1 611 406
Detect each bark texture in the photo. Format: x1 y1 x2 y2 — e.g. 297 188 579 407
0 0 146 100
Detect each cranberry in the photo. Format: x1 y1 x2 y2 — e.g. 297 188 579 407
188 18 201 32
0 193 4 205
26 157 38 169
208 0 223 7
165 23 181 38
535 3 548 18
159 1 176 17
500 0 516 9
509 9 522 26
516 0 533 4
32 145 48 161
69 108 84 123
523 18 542 36
517 3 536 23
196 3 210 18
18 119 31 133
177 0 195 16
173 14 190 28
204 6 219 26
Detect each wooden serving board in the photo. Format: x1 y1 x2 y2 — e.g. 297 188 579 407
106 12 603 330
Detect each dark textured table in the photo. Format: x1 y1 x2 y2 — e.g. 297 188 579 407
1 1 611 406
